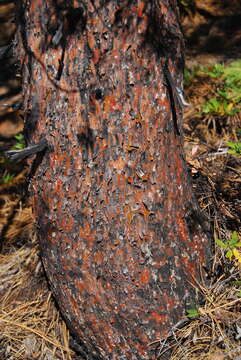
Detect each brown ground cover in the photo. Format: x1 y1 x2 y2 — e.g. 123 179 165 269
0 1 240 359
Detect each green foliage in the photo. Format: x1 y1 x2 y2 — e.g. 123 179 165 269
215 232 241 263
186 306 199 319
205 63 225 78
227 141 241 155
0 133 25 184
1 171 15 184
201 98 239 116
185 60 241 117
223 60 241 85
201 61 241 116
231 281 241 286
12 133 26 150
184 68 193 87
184 66 205 87
218 61 241 105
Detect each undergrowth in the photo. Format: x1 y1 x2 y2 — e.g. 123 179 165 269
0 1 240 357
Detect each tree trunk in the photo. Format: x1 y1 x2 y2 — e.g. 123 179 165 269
17 0 210 359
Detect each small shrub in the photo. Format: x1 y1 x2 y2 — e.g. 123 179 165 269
215 232 241 263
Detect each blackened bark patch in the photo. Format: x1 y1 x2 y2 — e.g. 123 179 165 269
77 128 95 152
94 89 104 100
25 96 39 142
65 7 86 35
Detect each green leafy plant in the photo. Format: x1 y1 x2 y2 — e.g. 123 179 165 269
184 68 193 87
201 98 239 116
12 133 26 150
214 61 241 105
184 65 207 87
1 171 15 184
215 232 241 263
223 60 241 84
205 63 225 78
186 60 241 117
186 306 199 319
227 141 241 155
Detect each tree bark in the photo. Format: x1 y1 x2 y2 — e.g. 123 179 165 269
17 0 210 359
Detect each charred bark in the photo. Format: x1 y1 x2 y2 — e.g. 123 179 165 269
17 1 211 359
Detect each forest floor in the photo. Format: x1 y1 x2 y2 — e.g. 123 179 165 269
0 1 240 359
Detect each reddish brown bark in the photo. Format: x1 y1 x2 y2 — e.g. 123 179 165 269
18 0 210 359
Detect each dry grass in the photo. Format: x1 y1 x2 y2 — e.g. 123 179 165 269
0 1 240 359
0 239 74 360
0 170 31 248
152 265 241 359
